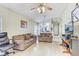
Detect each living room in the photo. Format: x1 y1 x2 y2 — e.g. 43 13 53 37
0 3 79 56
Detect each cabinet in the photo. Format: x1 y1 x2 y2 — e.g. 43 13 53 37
71 37 79 56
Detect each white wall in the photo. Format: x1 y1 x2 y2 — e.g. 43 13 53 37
61 3 75 34
0 5 37 39
52 4 76 43
0 16 3 32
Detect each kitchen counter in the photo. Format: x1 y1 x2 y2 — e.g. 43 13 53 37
71 36 79 56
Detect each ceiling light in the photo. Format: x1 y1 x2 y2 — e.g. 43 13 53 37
37 6 45 14
37 7 41 13
31 3 52 14
41 6 45 13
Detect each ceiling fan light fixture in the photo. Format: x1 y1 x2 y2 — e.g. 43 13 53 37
31 3 52 14
37 7 41 13
37 6 45 14
41 6 45 13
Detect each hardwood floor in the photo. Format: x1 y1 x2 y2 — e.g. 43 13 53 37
9 41 70 56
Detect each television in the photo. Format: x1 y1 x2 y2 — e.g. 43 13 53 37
65 25 73 33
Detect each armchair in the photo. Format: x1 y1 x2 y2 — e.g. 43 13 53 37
0 32 15 56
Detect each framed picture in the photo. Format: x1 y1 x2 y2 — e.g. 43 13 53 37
20 20 27 28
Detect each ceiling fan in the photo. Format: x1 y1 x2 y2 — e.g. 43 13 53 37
30 3 52 14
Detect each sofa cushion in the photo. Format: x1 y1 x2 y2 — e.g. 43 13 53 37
24 34 33 40
24 35 30 40
40 33 52 37
13 35 25 40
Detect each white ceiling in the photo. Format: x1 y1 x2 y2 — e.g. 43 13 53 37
0 3 70 23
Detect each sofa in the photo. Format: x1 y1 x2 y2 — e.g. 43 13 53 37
39 33 53 43
12 33 36 51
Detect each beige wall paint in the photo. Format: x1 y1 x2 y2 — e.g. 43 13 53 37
74 22 79 34
0 5 37 39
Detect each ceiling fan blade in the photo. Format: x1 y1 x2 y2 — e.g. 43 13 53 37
43 5 52 11
47 7 52 10
31 8 36 10
30 5 40 10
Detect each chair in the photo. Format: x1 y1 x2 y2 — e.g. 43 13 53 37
0 32 15 56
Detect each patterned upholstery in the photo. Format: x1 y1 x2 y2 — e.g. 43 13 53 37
39 33 53 43
12 34 36 51
0 32 14 56
0 32 9 46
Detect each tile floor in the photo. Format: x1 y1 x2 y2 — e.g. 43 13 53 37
9 41 70 56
